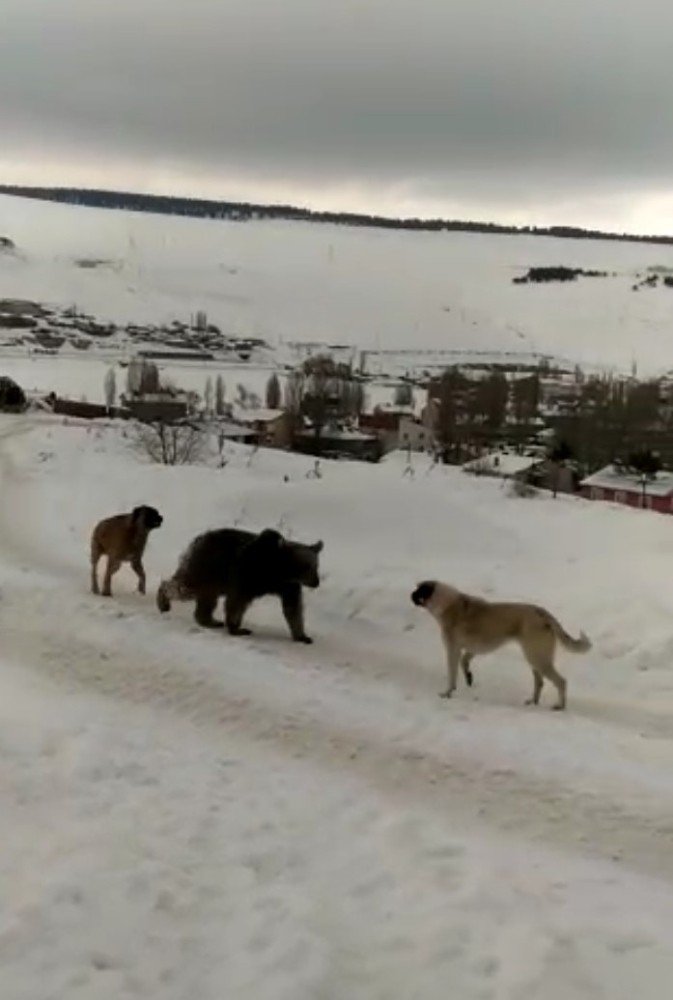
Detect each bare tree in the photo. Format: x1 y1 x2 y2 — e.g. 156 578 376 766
134 420 205 465
215 374 226 415
284 369 304 415
204 376 213 416
300 355 358 448
126 357 161 397
266 373 281 409
104 367 117 413
139 360 160 395
126 357 143 396
434 367 469 462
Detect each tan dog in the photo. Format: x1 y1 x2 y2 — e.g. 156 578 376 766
90 505 163 597
411 580 591 710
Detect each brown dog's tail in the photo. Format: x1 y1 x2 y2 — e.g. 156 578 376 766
553 619 591 654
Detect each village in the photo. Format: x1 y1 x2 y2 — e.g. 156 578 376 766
3 335 673 515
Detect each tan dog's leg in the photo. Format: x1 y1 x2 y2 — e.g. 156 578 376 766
525 648 567 710
542 662 567 711
525 670 544 706
102 556 121 597
440 637 461 699
131 556 146 595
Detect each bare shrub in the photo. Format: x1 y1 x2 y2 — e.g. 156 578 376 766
134 420 205 465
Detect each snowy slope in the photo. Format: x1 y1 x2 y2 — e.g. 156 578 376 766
3 193 673 372
1 414 673 999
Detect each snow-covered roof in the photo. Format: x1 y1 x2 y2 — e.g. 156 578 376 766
463 452 540 478
581 465 673 497
298 427 375 441
233 408 285 424
215 421 256 438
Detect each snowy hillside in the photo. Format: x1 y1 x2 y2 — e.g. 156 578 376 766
3 193 673 373
2 414 673 998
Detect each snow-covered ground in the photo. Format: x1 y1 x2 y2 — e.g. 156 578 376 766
2 413 673 999
3 193 673 373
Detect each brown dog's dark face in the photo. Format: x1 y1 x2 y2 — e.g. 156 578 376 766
411 581 436 607
131 505 163 531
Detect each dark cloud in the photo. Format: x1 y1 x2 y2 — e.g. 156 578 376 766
2 0 673 230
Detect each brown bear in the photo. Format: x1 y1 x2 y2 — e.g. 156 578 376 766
156 527 323 643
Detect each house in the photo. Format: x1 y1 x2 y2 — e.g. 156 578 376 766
137 349 215 362
359 405 429 453
214 420 256 445
463 451 542 481
294 426 382 462
359 410 403 435
126 394 190 423
51 397 124 420
580 465 673 513
232 408 292 448
462 450 579 494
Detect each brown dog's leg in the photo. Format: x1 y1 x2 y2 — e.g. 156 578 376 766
102 556 121 597
130 556 146 595
91 556 100 594
90 539 102 594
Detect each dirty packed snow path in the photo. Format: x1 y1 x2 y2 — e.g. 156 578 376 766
1 415 673 1000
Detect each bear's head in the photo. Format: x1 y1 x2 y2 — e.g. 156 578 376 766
256 529 324 589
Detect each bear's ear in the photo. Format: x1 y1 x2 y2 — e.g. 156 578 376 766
131 506 145 523
257 528 284 548
310 540 324 554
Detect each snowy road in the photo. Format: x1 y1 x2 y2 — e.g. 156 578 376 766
1 416 673 999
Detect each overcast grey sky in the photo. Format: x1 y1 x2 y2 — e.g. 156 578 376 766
2 0 673 233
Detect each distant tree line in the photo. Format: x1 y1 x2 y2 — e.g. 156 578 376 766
3 185 673 247
549 376 673 471
430 368 542 463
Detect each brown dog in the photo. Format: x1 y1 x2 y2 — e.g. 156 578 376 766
411 580 591 710
90 505 163 597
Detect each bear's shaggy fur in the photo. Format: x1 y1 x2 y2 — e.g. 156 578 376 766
156 527 323 643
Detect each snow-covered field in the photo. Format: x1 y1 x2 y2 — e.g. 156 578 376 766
3 193 673 373
2 413 673 999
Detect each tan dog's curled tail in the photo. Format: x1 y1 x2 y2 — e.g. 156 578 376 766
552 618 591 654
